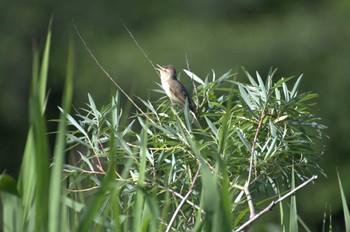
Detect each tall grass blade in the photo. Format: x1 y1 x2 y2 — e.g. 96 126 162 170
48 36 74 232
17 20 52 231
38 18 52 112
133 122 149 232
0 175 22 232
289 165 298 232
337 170 350 231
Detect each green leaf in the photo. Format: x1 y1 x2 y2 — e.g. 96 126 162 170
0 175 19 196
264 137 277 159
205 116 218 137
65 110 88 137
184 98 192 132
290 75 303 98
88 93 101 119
241 66 258 87
236 129 252 151
289 166 298 232
217 69 232 83
183 69 204 84
256 71 267 101
48 35 74 232
282 81 290 102
238 83 256 110
337 170 350 231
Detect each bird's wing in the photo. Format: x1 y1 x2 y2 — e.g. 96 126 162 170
169 81 196 112
169 81 188 104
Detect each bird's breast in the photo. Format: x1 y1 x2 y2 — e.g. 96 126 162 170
162 80 180 103
161 80 172 96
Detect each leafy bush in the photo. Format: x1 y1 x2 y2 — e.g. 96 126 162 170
1 25 337 232
63 65 325 231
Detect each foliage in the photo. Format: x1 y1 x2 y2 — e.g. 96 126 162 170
0 23 74 232
0 25 337 232
62 64 326 231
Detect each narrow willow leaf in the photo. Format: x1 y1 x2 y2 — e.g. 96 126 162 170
115 133 133 156
138 97 157 116
137 117 153 136
217 69 232 83
290 75 303 98
269 119 277 137
282 81 290 102
88 93 101 118
265 137 278 159
241 66 258 87
211 69 216 81
245 86 260 106
150 123 177 138
183 69 204 84
79 152 94 171
274 115 289 123
204 117 218 137
64 110 88 137
236 130 252 151
238 84 254 110
297 92 319 103
184 98 192 132
267 68 277 91
256 71 268 102
121 119 135 137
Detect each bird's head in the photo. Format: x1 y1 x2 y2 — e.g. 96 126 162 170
156 64 177 81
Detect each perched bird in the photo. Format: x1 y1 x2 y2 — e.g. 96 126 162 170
156 64 196 112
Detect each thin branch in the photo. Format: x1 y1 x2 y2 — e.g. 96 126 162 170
165 164 201 232
184 53 199 114
233 184 255 218
65 185 100 193
121 20 157 72
241 110 265 219
244 185 255 218
73 24 154 124
157 185 202 212
95 128 105 173
234 175 318 232
63 168 105 175
247 111 265 185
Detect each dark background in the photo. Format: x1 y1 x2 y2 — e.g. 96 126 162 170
1 0 350 230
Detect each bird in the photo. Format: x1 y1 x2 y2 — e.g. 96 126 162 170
156 64 196 113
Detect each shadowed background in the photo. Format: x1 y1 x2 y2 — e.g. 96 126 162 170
1 0 350 230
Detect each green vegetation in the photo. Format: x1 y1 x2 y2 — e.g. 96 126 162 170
3 25 349 232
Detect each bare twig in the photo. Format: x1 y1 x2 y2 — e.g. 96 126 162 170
73 24 154 124
233 184 255 219
94 128 105 173
65 185 100 193
184 53 199 113
165 164 201 232
241 110 265 220
247 111 265 185
157 185 202 212
121 20 158 73
234 175 318 232
63 168 105 175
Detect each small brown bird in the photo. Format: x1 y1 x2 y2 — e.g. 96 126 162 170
156 64 196 112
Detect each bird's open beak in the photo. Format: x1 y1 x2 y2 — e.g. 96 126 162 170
156 64 164 72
